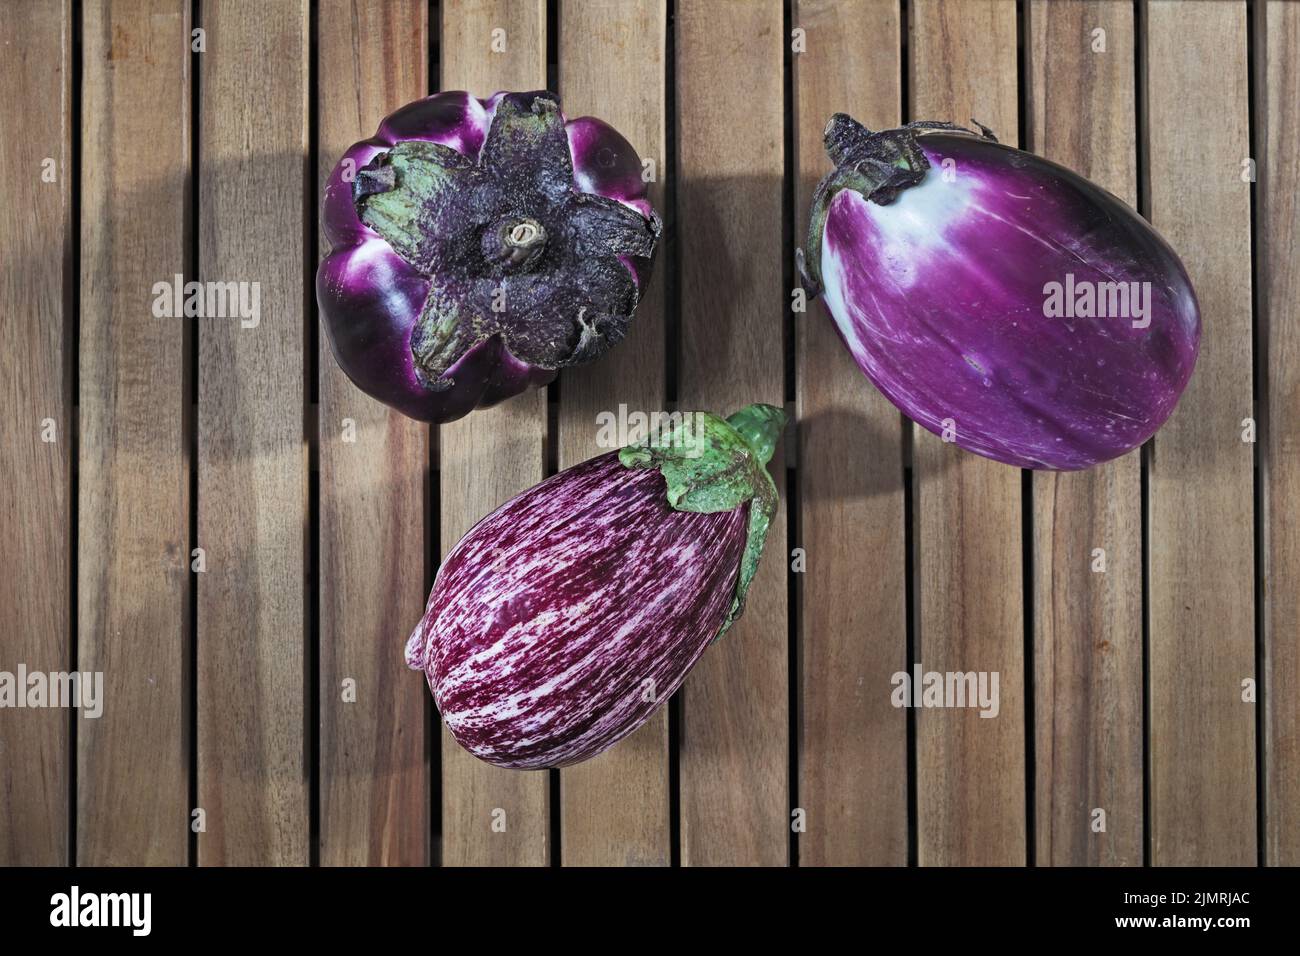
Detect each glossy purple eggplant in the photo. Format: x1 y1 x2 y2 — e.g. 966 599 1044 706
799 116 1200 470
405 404 785 769
318 90 661 423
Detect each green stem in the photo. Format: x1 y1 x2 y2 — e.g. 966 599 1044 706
799 117 997 296
725 403 785 467
619 402 786 640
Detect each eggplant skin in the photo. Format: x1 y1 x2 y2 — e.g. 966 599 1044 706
317 91 657 423
405 453 747 769
817 130 1200 470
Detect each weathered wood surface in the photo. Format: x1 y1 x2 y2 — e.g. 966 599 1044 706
1028 0 1143 867
0 0 72 867
1260 0 1300 868
793 0 908 867
316 0 430 867
1145 0 1256 866
196 0 310 866
78 0 191 866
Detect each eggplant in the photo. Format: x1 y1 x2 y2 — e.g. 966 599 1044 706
318 90 662 423
799 115 1200 470
405 404 785 769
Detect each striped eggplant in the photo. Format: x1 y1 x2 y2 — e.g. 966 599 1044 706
318 90 661 423
405 404 785 769
799 115 1200 470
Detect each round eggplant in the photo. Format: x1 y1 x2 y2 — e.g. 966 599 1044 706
318 90 661 423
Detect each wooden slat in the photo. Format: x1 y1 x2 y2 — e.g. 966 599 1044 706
676 0 788 866
793 0 907 867
1145 0 1255 865
77 0 189 866
0 0 71 866
557 0 670 866
197 0 309 865
1028 0 1142 866
316 0 429 867
909 0 1025 867
438 0 549 867
1261 0 1300 867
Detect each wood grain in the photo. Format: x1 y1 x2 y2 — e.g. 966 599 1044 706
1028 0 1142 866
793 0 907 867
0 0 1284 870
1145 0 1255 865
556 0 670 867
0 0 71 866
196 0 309 866
438 0 550 867
910 0 1025 867
77 0 190 866
1260 0 1300 868
676 0 788 867
316 0 429 867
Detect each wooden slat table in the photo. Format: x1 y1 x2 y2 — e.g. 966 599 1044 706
0 0 1291 867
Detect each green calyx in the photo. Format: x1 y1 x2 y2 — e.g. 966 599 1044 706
619 402 786 640
354 140 475 270
797 114 998 297
352 93 660 377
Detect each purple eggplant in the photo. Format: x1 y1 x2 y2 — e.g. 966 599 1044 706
405 404 785 769
318 90 661 423
799 116 1200 470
